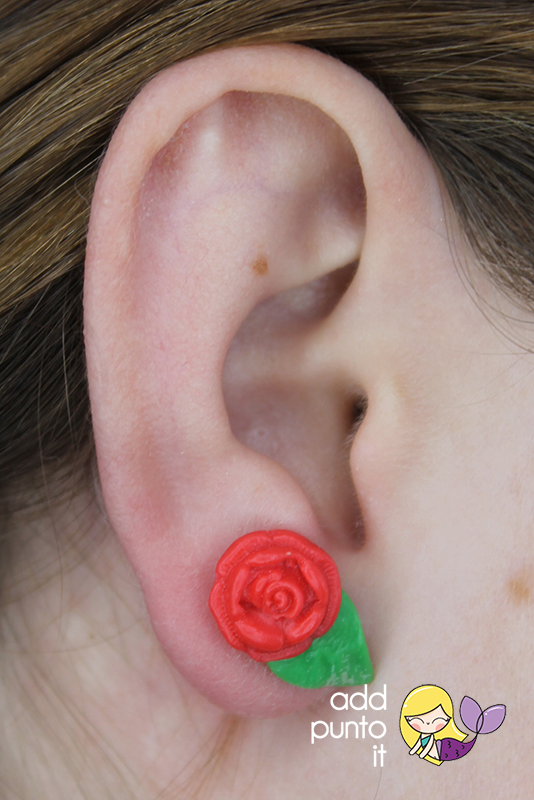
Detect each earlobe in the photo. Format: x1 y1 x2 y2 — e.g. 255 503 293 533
84 44 442 716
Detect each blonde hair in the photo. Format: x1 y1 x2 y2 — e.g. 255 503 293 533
400 685 467 765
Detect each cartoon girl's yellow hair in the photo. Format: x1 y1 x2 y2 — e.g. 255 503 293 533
399 685 466 765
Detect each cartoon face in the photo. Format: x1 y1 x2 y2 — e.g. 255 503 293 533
405 705 450 735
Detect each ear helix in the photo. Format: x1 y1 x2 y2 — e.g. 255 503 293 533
85 48 378 716
209 529 373 688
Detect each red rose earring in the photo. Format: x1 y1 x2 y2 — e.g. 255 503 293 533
209 530 373 688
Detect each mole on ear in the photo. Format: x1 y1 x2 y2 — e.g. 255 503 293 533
507 568 532 605
252 255 269 276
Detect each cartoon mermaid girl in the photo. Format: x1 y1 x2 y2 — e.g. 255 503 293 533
399 685 505 765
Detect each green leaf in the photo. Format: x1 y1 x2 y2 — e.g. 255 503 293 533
267 591 373 688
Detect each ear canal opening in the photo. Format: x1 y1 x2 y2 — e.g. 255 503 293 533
350 394 368 433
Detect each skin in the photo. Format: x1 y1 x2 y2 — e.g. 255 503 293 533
406 706 451 759
407 707 450 735
1 44 533 798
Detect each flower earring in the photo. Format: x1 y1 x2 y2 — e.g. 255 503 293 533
209 530 373 688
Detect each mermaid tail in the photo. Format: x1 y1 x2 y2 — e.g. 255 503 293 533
438 696 506 761
459 696 506 734
437 735 477 761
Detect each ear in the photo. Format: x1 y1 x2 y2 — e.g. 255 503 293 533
84 44 444 716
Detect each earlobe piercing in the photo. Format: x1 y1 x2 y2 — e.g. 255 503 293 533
209 530 373 688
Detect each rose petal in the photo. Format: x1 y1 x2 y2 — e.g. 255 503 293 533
244 546 297 569
234 612 285 651
228 564 251 617
264 580 304 618
284 603 327 644
208 581 245 650
270 589 291 613
250 569 284 596
296 556 330 605
215 531 272 578
313 581 341 638
271 531 324 562
245 568 285 606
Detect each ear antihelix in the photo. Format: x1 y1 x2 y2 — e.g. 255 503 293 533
209 530 373 688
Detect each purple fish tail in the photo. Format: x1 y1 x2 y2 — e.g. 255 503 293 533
437 697 506 762
437 736 477 761
459 696 506 734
